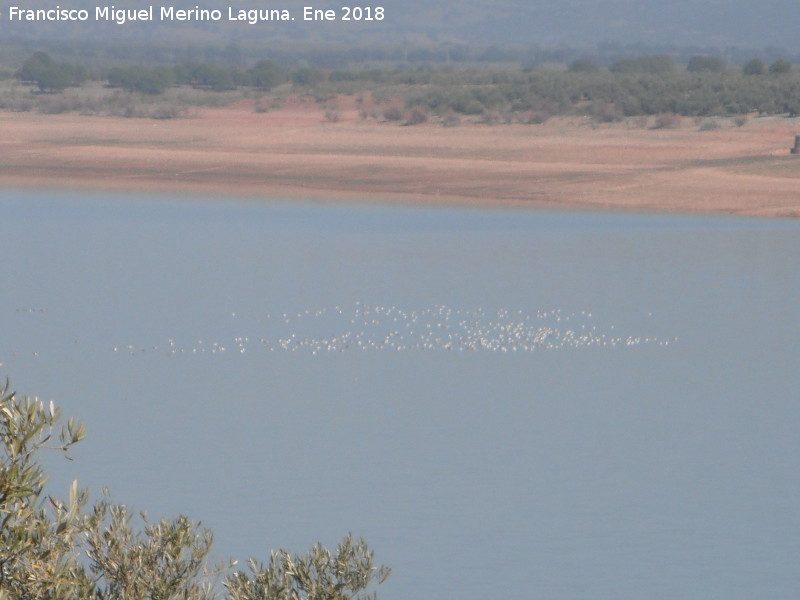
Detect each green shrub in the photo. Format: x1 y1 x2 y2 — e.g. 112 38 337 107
0 378 390 600
687 55 726 73
404 106 429 125
15 52 86 93
382 106 403 121
652 112 682 129
769 59 792 75
107 65 174 94
249 60 285 90
225 535 391 600
742 59 765 75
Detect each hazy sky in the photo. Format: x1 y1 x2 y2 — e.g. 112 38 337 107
386 0 800 50
4 0 800 52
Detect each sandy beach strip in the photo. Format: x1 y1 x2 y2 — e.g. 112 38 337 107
1 102 799 217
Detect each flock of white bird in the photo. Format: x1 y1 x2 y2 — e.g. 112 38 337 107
112 302 674 357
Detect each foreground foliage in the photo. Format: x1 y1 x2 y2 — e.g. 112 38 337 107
0 378 389 600
225 538 391 600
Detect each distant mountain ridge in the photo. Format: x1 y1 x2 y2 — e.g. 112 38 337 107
2 0 799 51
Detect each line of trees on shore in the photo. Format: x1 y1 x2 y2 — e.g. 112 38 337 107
7 50 800 120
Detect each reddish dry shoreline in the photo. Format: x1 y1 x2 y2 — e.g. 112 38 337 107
2 100 799 216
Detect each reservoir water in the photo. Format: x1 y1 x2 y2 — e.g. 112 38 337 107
2 188 799 599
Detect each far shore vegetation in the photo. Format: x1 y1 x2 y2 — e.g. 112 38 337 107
2 41 800 124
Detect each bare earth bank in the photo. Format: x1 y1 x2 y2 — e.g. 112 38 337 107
2 100 799 217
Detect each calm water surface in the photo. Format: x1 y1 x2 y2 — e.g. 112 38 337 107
2 189 799 599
